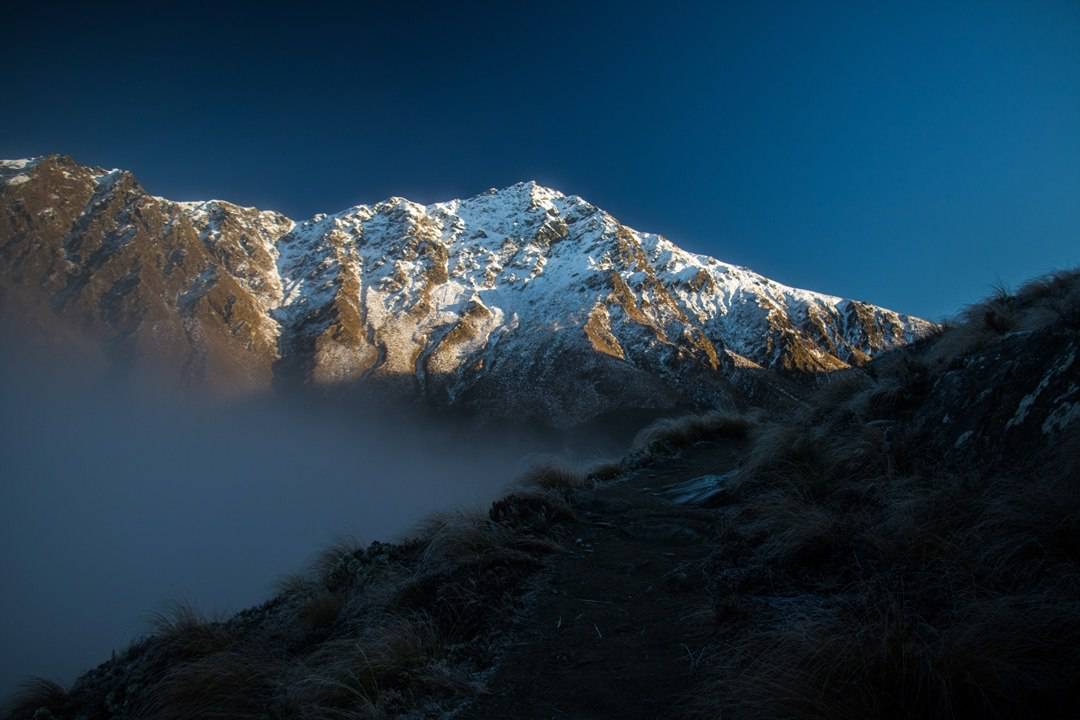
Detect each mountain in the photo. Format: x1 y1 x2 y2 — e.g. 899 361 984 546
0 155 933 425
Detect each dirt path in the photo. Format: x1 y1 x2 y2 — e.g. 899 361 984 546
461 443 740 720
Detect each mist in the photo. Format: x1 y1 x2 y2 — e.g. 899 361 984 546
0 349 580 698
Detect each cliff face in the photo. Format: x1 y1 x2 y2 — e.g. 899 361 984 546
0 156 934 425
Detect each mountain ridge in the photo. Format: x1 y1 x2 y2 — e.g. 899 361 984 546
0 155 934 426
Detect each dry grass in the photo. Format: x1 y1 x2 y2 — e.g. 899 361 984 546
42 474 575 720
299 590 348 632
691 269 1080 719
585 460 623 483
698 433 1080 719
148 600 233 659
134 652 277 720
277 571 316 598
924 268 1080 368
414 510 516 573
393 503 566 645
3 678 67 720
515 463 588 493
149 600 208 637
292 611 467 715
313 537 367 592
136 610 466 720
810 369 876 408
698 580 1080 720
489 490 576 530
632 411 753 452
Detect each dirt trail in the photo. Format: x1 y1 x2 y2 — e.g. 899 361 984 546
461 442 741 720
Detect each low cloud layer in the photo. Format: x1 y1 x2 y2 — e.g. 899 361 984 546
0 347 572 697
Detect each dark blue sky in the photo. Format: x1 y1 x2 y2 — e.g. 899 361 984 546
4 1 1078 319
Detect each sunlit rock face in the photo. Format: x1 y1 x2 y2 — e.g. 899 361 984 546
0 155 934 426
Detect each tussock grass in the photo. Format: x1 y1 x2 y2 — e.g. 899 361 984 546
698 583 1080 720
515 463 588 493
135 652 277 720
149 600 232 659
700 452 1080 719
313 536 367 592
585 460 623 483
810 369 875 408
149 600 207 637
3 678 67 720
632 411 753 453
37 469 576 720
692 269 1080 719
414 510 516 573
924 268 1080 368
299 590 348 632
293 611 467 714
276 571 314 597
490 490 576 530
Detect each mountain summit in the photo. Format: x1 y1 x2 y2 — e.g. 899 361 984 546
0 156 933 425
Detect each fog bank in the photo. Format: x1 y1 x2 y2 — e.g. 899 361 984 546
0 353 578 698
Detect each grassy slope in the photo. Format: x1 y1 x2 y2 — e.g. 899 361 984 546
4 480 581 720
688 269 1080 719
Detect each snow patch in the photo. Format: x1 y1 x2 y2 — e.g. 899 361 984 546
658 472 735 505
0 158 36 170
1043 402 1080 435
1006 347 1076 430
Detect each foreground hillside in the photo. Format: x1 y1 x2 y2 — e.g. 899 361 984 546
0 156 931 426
6 269 1077 719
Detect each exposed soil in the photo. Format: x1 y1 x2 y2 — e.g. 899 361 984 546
461 442 743 719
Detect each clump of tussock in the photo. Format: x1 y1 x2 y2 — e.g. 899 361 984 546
276 571 313 597
298 590 348 632
924 268 1080 368
585 460 624 483
295 611 468 713
3 678 67 720
727 414 895 507
490 491 576 530
414 510 517 573
149 600 207 637
312 536 367 592
810 369 876 408
394 503 567 643
515 463 588 493
1015 269 1080 331
134 652 278 720
148 601 232 659
632 411 754 453
412 508 562 584
1014 268 1080 305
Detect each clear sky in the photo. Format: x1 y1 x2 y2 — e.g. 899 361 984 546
4 0 1078 320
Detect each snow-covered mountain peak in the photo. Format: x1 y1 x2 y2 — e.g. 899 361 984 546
1 155 937 425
